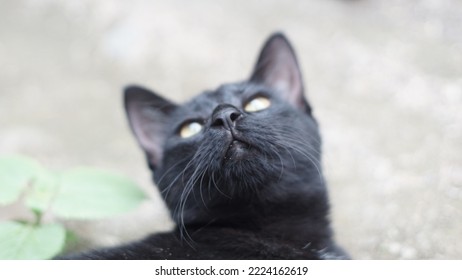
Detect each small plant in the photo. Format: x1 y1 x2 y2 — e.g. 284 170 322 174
0 155 147 259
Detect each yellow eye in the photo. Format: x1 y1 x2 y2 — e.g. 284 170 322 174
244 96 271 112
180 121 203 138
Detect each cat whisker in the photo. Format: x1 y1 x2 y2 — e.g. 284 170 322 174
175 146 216 247
211 169 231 199
259 127 324 184
161 156 197 199
198 165 210 210
286 145 324 184
156 158 189 186
266 143 285 182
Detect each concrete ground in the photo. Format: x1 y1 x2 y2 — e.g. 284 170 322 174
0 0 461 259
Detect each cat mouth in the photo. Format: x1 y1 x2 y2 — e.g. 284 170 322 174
224 139 252 162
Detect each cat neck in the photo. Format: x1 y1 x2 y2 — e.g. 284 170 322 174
183 182 333 246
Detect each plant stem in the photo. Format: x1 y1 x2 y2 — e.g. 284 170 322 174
32 209 43 226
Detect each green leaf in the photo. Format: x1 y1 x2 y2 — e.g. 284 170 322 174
53 168 146 219
0 221 66 259
0 155 41 205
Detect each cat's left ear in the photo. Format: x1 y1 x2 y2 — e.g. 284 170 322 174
250 33 311 114
124 85 177 169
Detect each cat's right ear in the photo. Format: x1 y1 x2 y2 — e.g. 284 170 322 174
124 85 177 169
250 33 311 114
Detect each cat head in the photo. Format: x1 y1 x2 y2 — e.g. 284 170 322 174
124 33 324 226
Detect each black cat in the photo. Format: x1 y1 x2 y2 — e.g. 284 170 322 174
63 32 348 259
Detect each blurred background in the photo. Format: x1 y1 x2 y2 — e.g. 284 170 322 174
0 0 461 259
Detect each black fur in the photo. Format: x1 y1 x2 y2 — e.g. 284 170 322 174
61 33 348 260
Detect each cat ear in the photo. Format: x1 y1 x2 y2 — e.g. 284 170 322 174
250 33 311 114
124 85 177 168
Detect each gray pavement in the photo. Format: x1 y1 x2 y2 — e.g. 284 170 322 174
1 0 461 259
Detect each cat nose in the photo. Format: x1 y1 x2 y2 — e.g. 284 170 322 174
211 104 242 129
